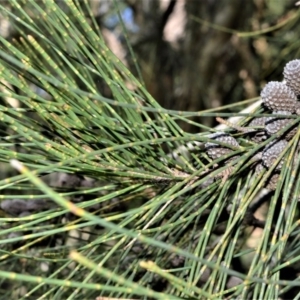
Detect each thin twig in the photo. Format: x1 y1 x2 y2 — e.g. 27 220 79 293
170 100 262 160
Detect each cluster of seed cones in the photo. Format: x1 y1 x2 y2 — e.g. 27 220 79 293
204 59 300 190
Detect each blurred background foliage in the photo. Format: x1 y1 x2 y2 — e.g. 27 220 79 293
0 0 300 299
93 0 300 130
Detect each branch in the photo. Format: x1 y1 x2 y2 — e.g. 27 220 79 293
170 99 262 160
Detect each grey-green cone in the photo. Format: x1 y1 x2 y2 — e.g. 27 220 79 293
261 81 297 113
